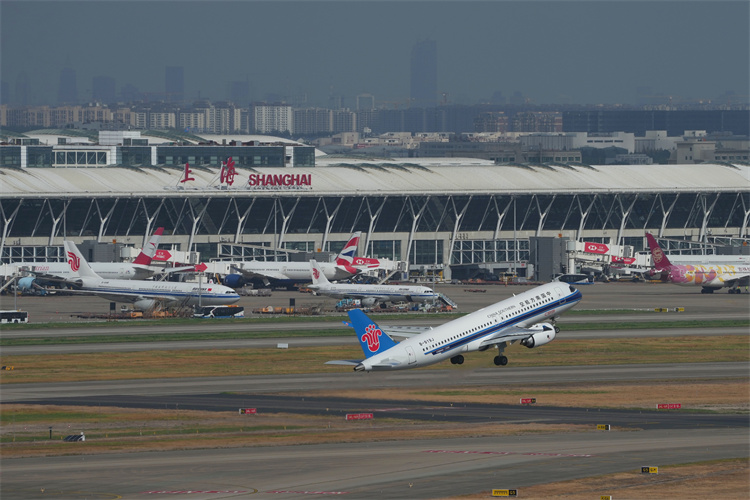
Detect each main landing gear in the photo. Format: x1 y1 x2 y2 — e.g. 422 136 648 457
493 355 508 366
493 341 509 367
450 355 464 365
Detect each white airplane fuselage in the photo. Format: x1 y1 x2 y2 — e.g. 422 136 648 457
310 282 439 305
76 277 240 307
357 282 582 371
237 261 355 284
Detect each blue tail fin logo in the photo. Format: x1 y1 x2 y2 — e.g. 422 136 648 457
348 309 397 358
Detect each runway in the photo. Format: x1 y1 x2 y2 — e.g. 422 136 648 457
1 282 748 498
2 429 746 499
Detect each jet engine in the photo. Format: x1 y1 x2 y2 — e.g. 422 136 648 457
520 322 556 348
133 298 158 311
360 297 378 307
221 273 247 288
17 277 37 291
16 277 48 295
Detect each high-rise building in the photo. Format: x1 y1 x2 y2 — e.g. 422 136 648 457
58 66 77 105
410 40 437 108
165 66 184 103
92 76 116 105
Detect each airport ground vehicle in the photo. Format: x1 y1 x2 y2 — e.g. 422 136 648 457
0 310 29 323
193 305 245 318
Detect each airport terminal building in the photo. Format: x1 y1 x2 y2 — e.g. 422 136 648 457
1 139 748 280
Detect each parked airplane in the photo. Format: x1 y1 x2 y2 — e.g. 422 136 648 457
308 260 439 308
62 240 240 310
333 231 387 273
230 232 365 288
646 233 750 294
13 228 165 294
327 282 582 371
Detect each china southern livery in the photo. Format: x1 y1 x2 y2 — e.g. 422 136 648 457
327 282 582 371
62 240 239 310
646 233 750 294
13 228 165 294
308 259 439 308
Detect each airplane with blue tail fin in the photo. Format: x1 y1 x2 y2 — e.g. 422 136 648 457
327 282 582 371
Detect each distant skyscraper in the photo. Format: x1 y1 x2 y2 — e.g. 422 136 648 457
58 66 77 104
410 40 437 108
165 66 184 103
92 76 116 105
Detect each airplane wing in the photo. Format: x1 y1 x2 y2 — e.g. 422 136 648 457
22 272 69 284
341 321 431 339
718 272 750 287
478 324 555 348
378 325 433 339
61 288 178 306
231 265 289 281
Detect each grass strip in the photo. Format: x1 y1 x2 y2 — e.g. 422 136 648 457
2 319 747 346
0 307 674 332
1 335 747 384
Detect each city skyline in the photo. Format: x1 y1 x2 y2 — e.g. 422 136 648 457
1 1 748 108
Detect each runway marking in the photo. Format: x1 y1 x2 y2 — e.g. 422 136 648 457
424 449 595 458
142 491 252 495
266 490 349 495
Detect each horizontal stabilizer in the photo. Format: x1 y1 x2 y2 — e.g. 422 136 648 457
325 359 363 366
378 324 433 338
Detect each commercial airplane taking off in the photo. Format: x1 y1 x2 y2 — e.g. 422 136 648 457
327 282 582 371
231 232 366 288
646 232 750 294
13 228 165 294
62 240 240 310
308 260 439 308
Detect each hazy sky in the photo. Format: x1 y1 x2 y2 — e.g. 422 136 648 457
2 0 748 106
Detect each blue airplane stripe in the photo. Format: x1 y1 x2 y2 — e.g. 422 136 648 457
339 292 437 299
86 287 237 300
426 290 582 356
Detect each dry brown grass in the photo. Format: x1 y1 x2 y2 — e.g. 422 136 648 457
449 459 749 499
0 404 593 458
307 379 750 412
1 335 748 384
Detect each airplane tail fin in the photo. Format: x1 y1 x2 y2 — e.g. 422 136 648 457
645 232 672 270
309 259 331 286
133 227 164 265
348 308 398 358
334 231 361 273
63 241 101 280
